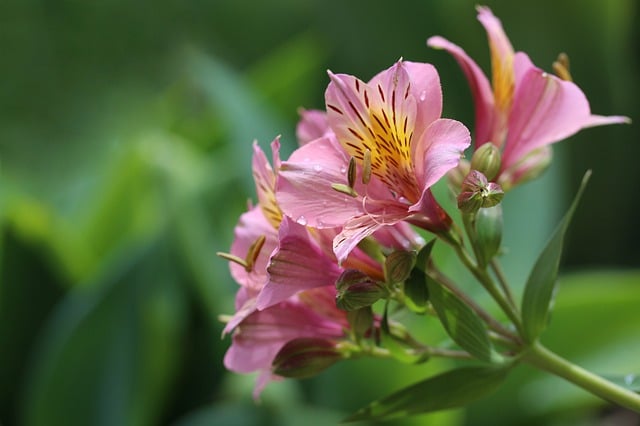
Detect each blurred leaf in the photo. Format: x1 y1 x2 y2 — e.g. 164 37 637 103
246 32 327 116
344 366 510 422
0 227 65 425
466 270 640 424
21 236 187 426
521 171 591 343
426 275 495 362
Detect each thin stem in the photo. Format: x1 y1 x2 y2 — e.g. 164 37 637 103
525 342 640 413
428 267 519 343
490 258 517 309
420 346 475 360
452 243 524 336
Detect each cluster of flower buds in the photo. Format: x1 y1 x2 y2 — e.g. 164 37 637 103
219 6 628 399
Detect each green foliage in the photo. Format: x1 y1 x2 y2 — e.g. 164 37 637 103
521 171 591 343
345 366 511 422
426 276 497 363
0 1 638 425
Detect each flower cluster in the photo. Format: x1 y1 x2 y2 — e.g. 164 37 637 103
218 6 628 404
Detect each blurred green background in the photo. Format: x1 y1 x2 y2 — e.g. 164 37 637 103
0 0 638 425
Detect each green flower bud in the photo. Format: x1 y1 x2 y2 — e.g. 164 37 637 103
272 338 343 378
347 307 374 337
470 143 502 181
475 205 503 267
457 170 505 214
384 250 417 284
336 270 386 311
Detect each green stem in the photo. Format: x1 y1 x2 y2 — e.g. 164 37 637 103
525 342 640 412
490 258 517 309
428 267 519 343
453 243 524 336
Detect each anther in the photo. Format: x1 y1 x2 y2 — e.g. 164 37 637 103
245 235 267 272
362 149 372 184
347 156 357 189
331 183 358 198
552 52 572 82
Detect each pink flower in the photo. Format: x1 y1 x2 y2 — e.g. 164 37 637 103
277 60 470 262
223 286 348 399
428 6 629 187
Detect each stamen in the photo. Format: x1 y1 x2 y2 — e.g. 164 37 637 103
347 156 357 188
362 149 372 184
245 235 267 272
332 183 358 197
552 52 572 82
216 251 250 270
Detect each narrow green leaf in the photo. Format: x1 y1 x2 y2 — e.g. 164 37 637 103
521 171 591 342
426 276 495 362
344 366 510 422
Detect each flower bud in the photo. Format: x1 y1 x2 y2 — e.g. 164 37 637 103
499 146 553 191
470 143 502 181
384 250 417 284
347 307 374 337
457 170 505 214
475 205 503 267
272 338 343 378
336 269 386 311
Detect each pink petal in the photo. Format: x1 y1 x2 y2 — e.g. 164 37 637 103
222 287 258 335
427 35 495 144
333 206 408 263
277 135 362 228
476 6 514 64
503 62 630 170
256 216 343 310
413 118 471 190
296 109 330 146
223 300 344 374
400 62 443 131
229 207 279 292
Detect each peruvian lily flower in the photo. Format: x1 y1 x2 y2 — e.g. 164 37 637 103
428 6 629 188
277 60 470 262
224 285 348 399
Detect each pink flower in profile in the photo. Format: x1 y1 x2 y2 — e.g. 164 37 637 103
224 285 348 399
277 60 470 262
428 6 629 188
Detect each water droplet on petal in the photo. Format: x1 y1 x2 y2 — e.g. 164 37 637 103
296 215 308 226
419 90 427 101
313 164 323 172
340 166 347 174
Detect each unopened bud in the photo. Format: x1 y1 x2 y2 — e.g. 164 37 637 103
475 205 503 267
347 307 374 337
272 338 342 378
336 269 386 311
499 146 553 191
447 158 470 191
470 143 502 181
384 250 417 284
457 170 505 214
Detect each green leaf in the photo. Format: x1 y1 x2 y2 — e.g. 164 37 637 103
521 171 591 343
344 366 510 422
426 276 495 362
20 237 187 426
380 302 424 364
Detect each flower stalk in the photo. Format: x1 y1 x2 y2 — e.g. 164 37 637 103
524 342 640 412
